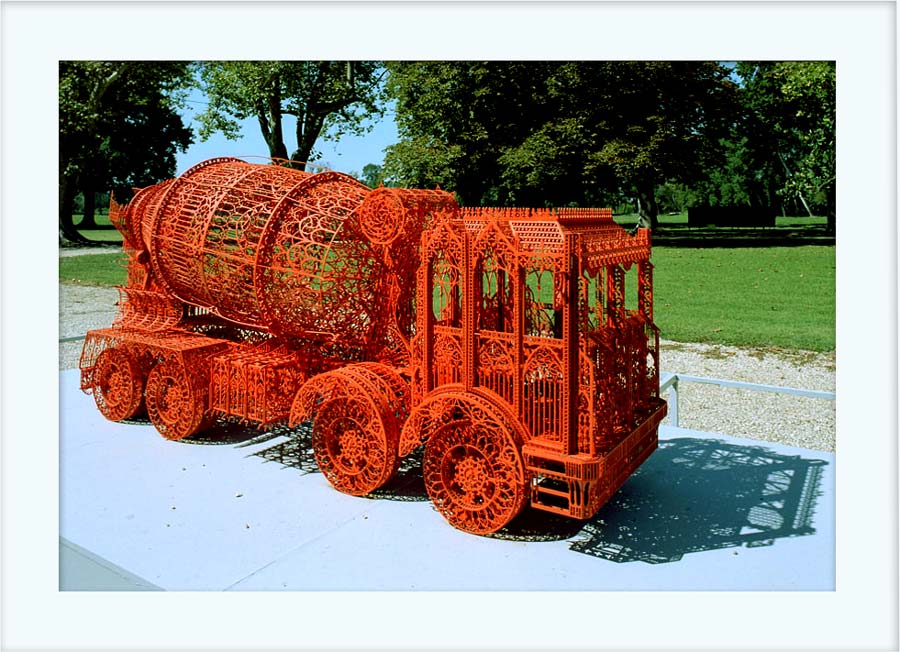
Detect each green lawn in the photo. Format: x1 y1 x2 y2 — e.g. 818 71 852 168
614 212 687 227
59 253 128 287
651 246 835 352
75 229 125 243
59 245 835 352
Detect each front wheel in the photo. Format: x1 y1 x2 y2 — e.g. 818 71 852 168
423 418 527 534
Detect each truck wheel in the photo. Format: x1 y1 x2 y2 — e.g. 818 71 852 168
92 347 143 422
312 395 399 496
423 417 527 534
145 359 205 440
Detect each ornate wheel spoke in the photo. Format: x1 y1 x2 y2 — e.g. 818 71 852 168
92 347 143 422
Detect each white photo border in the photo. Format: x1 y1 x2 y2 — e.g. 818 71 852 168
1 1 896 650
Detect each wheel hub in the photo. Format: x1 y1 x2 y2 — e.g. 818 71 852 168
338 425 367 466
157 377 185 421
446 445 493 508
104 367 129 405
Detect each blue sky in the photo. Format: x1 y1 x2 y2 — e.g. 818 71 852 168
174 93 399 177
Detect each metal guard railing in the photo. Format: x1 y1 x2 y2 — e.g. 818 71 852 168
659 371 836 428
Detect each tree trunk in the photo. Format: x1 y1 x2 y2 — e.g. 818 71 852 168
825 184 836 235
81 188 97 229
777 152 814 217
59 176 90 245
291 124 316 172
257 114 288 161
256 93 289 162
636 180 659 230
797 193 814 218
268 139 289 161
291 109 329 172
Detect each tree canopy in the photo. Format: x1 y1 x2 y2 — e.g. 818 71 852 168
736 61 835 226
58 59 836 245
383 60 836 230
196 61 386 168
59 61 193 242
384 61 737 227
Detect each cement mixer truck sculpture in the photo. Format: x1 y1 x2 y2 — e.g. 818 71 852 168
79 157 667 534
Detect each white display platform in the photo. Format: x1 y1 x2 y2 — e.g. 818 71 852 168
60 369 834 591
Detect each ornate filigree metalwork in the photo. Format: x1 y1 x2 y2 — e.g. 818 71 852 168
291 363 410 495
80 157 666 536
91 346 144 421
423 407 528 534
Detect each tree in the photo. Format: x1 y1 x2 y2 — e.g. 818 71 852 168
384 61 736 227
59 61 193 243
384 61 554 204
196 61 386 169
359 163 385 188
60 61 127 243
774 62 835 229
735 61 835 229
590 62 737 228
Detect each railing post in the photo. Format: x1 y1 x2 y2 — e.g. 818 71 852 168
668 377 680 428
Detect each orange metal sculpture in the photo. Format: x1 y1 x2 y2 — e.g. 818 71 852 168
80 157 667 534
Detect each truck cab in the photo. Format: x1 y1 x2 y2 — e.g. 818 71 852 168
415 207 667 521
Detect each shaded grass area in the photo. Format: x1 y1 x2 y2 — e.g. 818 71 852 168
74 210 112 226
614 211 827 228
76 229 125 243
72 212 125 244
58 246 835 352
651 246 835 352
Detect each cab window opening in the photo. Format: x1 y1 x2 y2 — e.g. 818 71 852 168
525 267 562 339
477 249 514 333
431 250 461 328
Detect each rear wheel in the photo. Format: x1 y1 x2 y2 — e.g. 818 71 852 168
145 359 206 440
92 347 144 422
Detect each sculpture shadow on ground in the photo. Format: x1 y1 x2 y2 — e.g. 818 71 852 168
560 437 828 564
242 425 827 563
174 420 296 447
250 426 430 502
249 422 320 474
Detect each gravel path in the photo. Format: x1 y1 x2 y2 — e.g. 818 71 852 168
657 341 834 451
59 284 120 369
59 269 836 452
59 245 119 257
